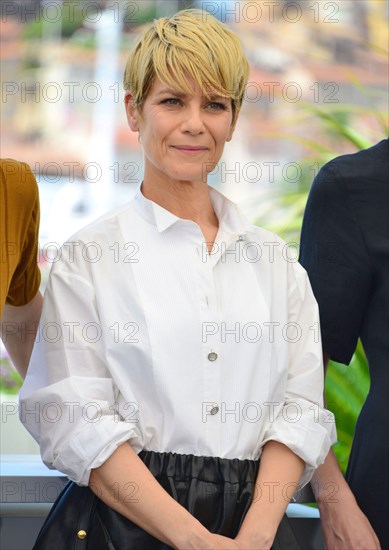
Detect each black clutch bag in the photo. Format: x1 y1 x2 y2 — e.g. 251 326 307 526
32 481 116 550
32 480 170 549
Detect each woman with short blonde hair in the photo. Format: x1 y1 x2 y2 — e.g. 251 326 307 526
21 9 335 549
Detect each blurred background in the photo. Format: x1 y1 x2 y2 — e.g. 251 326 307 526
1 0 388 471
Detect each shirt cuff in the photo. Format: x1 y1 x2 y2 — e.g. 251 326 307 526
49 418 139 486
260 401 337 488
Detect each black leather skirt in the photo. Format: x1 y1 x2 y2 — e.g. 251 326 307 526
32 451 301 549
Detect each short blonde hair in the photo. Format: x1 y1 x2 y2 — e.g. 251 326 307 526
123 9 249 123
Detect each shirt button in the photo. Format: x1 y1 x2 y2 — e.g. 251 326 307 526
207 352 218 361
210 406 219 415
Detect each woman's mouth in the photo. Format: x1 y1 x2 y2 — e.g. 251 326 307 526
172 145 208 153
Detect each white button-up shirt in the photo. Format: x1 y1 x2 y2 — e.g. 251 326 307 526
20 186 336 486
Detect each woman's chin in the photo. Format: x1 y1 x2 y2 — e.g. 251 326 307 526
167 171 212 184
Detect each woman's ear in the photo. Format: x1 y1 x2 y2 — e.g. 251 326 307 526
124 91 139 132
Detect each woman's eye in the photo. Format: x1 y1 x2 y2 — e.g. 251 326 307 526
208 102 227 110
161 98 181 106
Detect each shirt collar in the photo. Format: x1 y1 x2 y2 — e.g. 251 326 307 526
208 186 253 237
132 184 253 236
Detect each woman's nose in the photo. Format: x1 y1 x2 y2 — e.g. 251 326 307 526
180 106 205 134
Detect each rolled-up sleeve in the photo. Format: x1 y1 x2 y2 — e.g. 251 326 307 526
261 260 337 487
19 248 138 486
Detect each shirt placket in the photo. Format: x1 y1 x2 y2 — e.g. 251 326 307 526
191 236 220 455
195 230 246 454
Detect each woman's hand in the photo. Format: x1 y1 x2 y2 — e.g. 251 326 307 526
311 450 381 550
318 494 381 550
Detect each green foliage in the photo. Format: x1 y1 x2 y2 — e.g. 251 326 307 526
132 3 158 25
22 19 45 40
131 0 195 25
22 1 84 40
22 56 41 71
61 1 84 38
302 104 376 150
325 342 370 472
0 355 22 395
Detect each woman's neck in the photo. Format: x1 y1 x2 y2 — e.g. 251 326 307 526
141 178 219 229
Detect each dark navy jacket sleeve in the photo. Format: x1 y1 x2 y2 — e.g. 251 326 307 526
299 161 372 364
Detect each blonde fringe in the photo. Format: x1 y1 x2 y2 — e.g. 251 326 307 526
123 9 250 122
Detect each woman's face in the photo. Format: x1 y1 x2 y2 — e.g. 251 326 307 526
125 77 238 186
